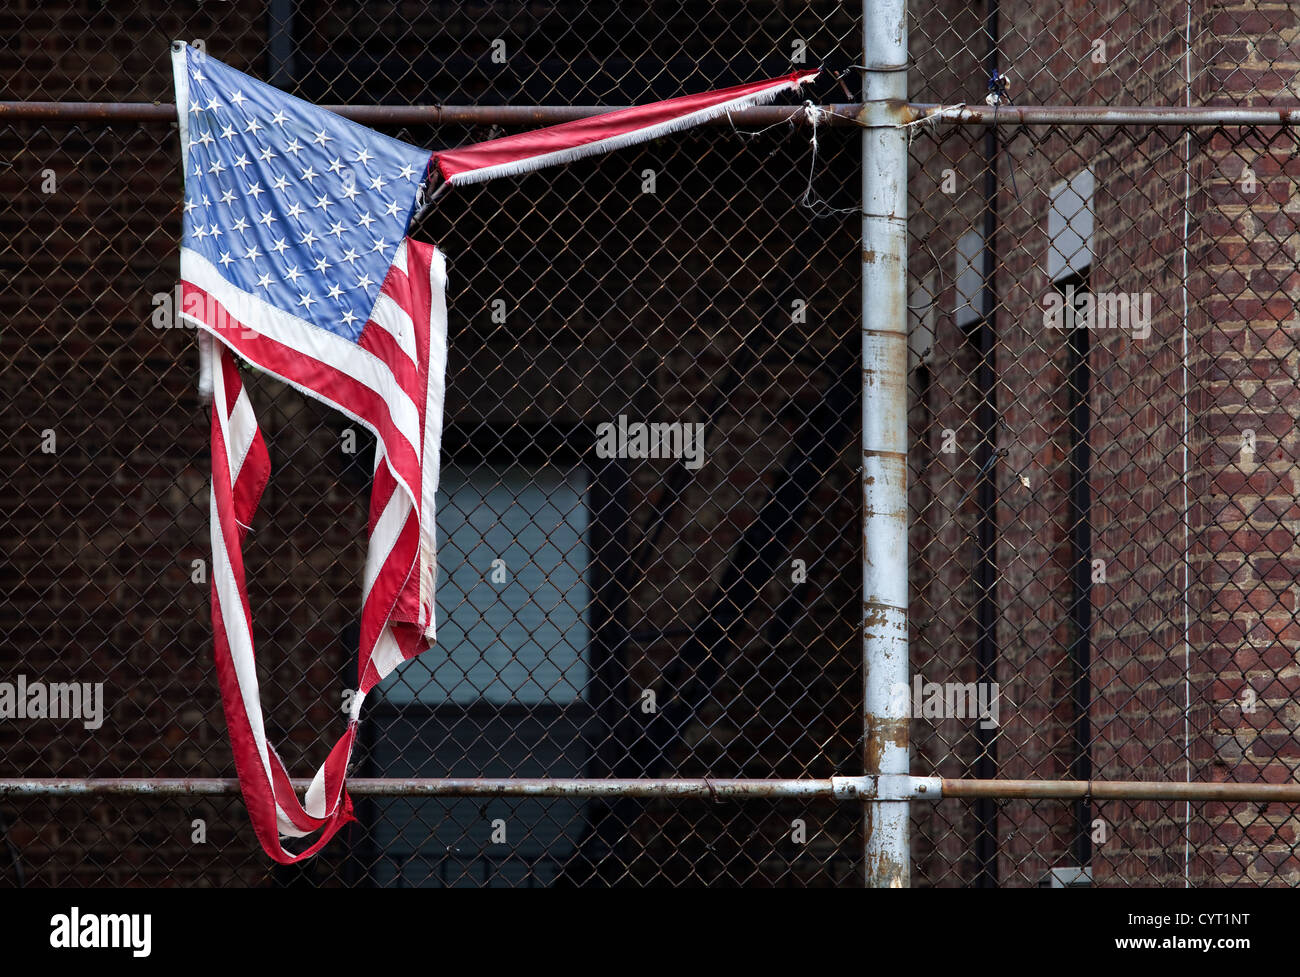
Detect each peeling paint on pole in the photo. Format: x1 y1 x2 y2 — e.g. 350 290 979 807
861 0 911 889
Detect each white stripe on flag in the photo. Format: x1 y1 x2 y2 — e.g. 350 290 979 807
367 628 407 689
369 291 418 366
228 387 259 483
363 471 413 598
418 248 449 639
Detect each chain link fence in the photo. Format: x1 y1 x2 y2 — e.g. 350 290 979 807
2 1 1299 886
908 117 1300 887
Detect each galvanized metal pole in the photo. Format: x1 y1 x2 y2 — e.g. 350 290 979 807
860 0 911 888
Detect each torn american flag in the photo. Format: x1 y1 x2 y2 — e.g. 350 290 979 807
171 40 816 862
173 40 446 862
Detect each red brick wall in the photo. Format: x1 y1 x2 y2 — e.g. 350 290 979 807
909 0 1300 886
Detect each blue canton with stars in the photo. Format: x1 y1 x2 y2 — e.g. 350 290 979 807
178 45 432 341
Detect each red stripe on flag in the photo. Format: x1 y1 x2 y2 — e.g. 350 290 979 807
436 71 819 185
356 322 419 403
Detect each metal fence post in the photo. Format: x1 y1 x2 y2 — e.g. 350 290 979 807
860 0 911 888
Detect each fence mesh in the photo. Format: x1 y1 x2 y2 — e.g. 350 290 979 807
907 112 1300 887
3 1 1299 886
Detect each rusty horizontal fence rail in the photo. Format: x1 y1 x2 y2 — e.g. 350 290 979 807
11 101 1300 130
4 778 1299 803
0 100 861 126
940 780 1300 803
0 778 844 799
906 102 1300 126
